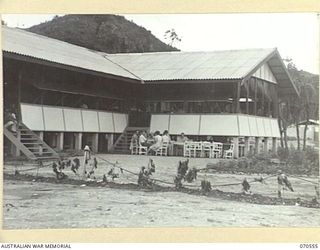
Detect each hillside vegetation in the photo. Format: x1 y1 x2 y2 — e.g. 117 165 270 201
27 14 178 53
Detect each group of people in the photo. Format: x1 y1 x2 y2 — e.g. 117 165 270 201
130 130 170 155
130 130 190 155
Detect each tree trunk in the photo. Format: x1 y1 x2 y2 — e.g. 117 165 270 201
303 121 308 150
278 118 284 148
296 122 300 150
283 127 288 150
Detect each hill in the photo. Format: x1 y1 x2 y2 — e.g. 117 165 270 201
27 14 178 53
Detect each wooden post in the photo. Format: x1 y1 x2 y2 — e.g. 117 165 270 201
254 78 258 116
244 136 250 156
246 80 249 115
261 80 265 116
14 130 21 157
255 137 260 154
92 133 99 153
233 137 239 159
57 132 64 151
37 132 44 155
234 82 241 113
272 137 277 155
107 134 114 152
75 132 83 150
264 137 269 154
17 70 22 123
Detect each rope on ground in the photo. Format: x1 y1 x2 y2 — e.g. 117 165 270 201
14 161 54 173
94 155 280 188
287 175 319 185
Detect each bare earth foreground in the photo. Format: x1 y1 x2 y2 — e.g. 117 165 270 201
3 154 320 229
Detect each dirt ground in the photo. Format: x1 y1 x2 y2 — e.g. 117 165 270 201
3 154 320 229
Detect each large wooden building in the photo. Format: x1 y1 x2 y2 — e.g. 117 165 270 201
2 26 298 159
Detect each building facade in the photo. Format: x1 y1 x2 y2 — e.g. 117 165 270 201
2 26 299 158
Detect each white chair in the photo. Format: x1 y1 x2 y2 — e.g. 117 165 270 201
155 141 169 156
223 144 234 159
130 142 138 155
202 141 212 158
138 143 148 155
183 141 193 157
214 143 223 158
184 142 200 158
194 142 202 157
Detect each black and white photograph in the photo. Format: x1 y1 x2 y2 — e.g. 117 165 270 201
2 13 319 230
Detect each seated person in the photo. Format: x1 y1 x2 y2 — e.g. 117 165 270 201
147 132 155 144
177 132 189 143
148 131 163 154
139 131 151 147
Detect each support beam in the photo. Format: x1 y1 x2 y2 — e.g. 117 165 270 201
107 134 114 152
255 137 260 154
14 130 21 157
235 82 241 113
246 80 249 114
272 137 277 155
75 133 83 151
233 137 239 159
37 132 44 155
254 78 258 116
264 137 269 154
57 132 64 151
92 133 99 153
244 137 250 156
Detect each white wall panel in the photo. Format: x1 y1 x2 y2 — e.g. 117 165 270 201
20 103 44 131
248 117 258 137
253 63 277 83
113 113 128 133
170 115 200 135
150 114 170 133
263 118 273 137
271 119 281 138
256 117 266 137
98 112 114 133
63 108 83 132
200 115 239 136
82 110 99 132
238 115 251 137
43 106 65 131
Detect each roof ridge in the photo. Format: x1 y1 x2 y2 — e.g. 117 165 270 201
106 48 276 56
102 54 143 82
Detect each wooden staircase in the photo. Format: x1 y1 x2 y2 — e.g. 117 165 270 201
4 122 60 161
111 127 149 154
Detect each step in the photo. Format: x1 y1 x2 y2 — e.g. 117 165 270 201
34 152 54 157
20 138 39 141
22 142 44 145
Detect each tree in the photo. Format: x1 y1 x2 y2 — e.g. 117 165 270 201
164 29 181 47
281 58 319 151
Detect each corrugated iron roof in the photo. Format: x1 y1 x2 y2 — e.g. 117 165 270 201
2 27 297 95
106 48 276 81
2 26 140 81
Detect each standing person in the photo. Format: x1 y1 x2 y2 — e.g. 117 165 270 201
83 145 91 178
148 131 163 154
130 131 139 153
177 132 189 143
4 110 17 133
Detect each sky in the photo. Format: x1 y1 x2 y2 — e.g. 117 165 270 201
2 13 319 74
